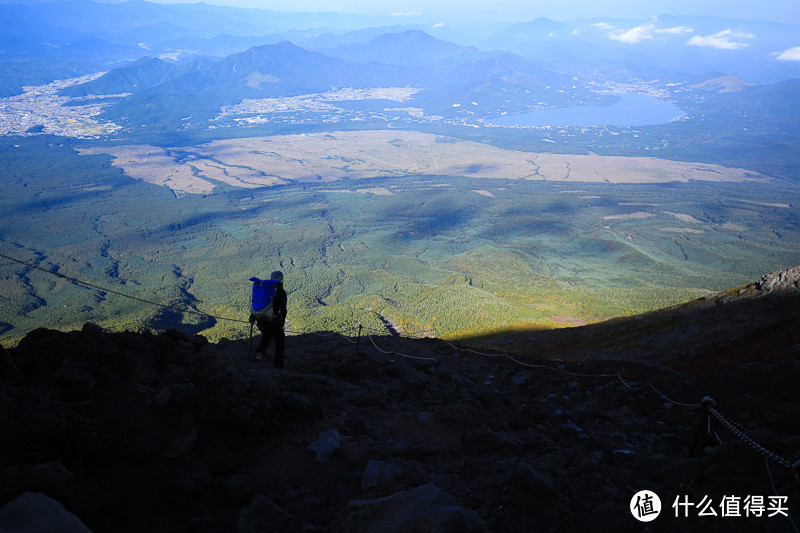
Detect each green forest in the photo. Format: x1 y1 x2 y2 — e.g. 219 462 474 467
2 135 800 346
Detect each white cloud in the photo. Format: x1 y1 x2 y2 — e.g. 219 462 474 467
687 29 754 50
593 22 615 30
610 22 656 44
607 19 695 44
776 46 800 61
655 26 693 35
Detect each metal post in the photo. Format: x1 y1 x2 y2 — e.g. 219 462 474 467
688 397 716 458
688 410 710 458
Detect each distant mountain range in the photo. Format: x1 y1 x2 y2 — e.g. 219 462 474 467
2 0 800 98
2 0 800 181
325 29 488 67
48 23 797 142
57 32 602 132
62 40 415 98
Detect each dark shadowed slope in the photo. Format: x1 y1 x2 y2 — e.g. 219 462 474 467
1 267 799 532
475 266 800 375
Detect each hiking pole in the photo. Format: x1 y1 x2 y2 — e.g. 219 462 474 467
356 324 362 354
247 320 254 360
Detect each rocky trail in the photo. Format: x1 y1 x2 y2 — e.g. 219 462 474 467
1 268 800 532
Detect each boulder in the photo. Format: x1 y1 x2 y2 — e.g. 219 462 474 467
237 495 292 533
308 429 342 462
336 483 485 532
756 266 800 293
0 492 92 533
361 460 406 491
0 350 22 384
161 413 198 458
280 391 324 421
509 462 555 503
0 462 78 508
52 362 95 402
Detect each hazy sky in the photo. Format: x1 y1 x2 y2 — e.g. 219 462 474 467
150 0 800 23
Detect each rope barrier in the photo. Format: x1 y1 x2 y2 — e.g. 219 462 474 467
766 457 800 533
707 404 794 470
0 251 249 324
647 383 703 408
5 250 798 478
368 334 436 361
0 246 712 409
443 339 621 377
445 339 703 407
362 327 797 479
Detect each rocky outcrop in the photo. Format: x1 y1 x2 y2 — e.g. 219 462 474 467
0 492 93 533
756 266 800 293
1 300 799 532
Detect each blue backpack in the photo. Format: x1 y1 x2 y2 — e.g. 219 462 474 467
249 277 279 319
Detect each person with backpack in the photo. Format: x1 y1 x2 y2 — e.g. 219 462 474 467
249 270 288 368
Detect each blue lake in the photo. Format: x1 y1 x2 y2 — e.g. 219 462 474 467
484 93 686 128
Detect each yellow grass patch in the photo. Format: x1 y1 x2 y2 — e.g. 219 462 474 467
665 211 703 224
722 222 748 231
739 199 792 209
355 187 394 196
603 211 655 220
80 130 770 195
660 227 705 234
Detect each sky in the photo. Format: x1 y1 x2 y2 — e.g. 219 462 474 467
149 0 800 24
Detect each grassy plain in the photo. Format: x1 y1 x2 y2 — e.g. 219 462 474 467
80 131 766 196
2 133 800 345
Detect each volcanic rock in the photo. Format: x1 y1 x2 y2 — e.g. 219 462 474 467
0 269 799 532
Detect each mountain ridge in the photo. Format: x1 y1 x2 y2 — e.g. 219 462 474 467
326 29 489 68
478 265 800 375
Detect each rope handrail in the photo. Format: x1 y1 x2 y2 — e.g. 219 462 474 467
368 334 436 361
0 248 720 408
0 251 249 324
5 250 798 474
445 338 623 379
707 404 794 470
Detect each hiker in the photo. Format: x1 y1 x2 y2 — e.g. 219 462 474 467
249 270 288 368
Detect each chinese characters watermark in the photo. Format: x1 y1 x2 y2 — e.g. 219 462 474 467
630 490 662 522
673 494 789 518
631 491 791 522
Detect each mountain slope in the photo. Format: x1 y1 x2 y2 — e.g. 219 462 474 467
61 56 177 96
326 29 488 67
1 266 799 531
480 266 800 374
63 40 412 99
